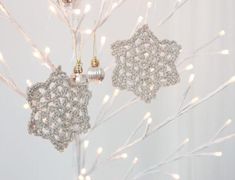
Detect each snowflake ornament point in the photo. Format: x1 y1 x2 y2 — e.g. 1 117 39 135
111 24 181 103
27 66 91 151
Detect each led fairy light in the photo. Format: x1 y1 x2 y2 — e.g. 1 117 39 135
26 79 32 87
87 31 105 82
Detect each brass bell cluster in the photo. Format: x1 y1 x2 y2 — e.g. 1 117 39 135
70 31 105 85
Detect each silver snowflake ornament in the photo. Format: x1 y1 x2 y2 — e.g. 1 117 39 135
27 66 91 151
111 24 181 103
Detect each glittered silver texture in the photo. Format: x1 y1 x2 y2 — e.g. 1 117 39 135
27 66 91 151
111 24 181 103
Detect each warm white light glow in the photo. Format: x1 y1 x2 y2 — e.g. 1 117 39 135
33 50 42 59
171 173 180 180
225 119 232 126
97 147 103 155
147 1 153 8
84 4 91 13
78 175 84 180
121 153 128 159
137 16 144 23
80 168 87 175
113 88 120 97
183 138 190 144
49 5 57 14
112 2 118 9
102 95 110 104
26 79 32 87
191 97 199 104
144 112 151 119
0 4 7 15
219 30 226 36
214 152 223 157
185 64 194 71
133 157 139 164
83 29 92 34
73 9 81 15
100 36 106 47
188 74 195 84
85 176 91 180
147 117 152 125
23 103 30 109
45 47 50 54
227 76 235 84
220 49 230 55
83 140 89 149
0 52 3 61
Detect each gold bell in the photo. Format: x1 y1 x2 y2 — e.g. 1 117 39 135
70 59 88 85
87 57 105 82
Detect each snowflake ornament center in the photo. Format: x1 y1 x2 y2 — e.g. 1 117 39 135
111 24 181 103
27 66 91 151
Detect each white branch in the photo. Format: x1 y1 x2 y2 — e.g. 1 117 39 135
157 0 190 27
0 73 26 98
0 1 56 71
133 128 235 179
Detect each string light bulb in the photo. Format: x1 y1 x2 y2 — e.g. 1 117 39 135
171 173 180 180
133 157 139 164
84 29 92 34
84 4 91 14
44 47 50 55
26 79 32 87
97 147 103 155
49 5 57 14
183 138 190 144
113 88 120 97
220 49 230 55
144 112 151 119
0 52 3 62
100 36 106 47
185 64 194 71
214 152 223 157
147 117 152 125
23 103 30 109
219 30 226 36
32 50 42 60
83 140 89 149
188 74 195 84
80 168 87 175
227 76 235 84
112 2 118 9
73 9 81 15
78 175 84 180
102 95 110 104
147 1 153 8
85 176 91 180
121 153 128 159
191 97 199 104
225 119 232 126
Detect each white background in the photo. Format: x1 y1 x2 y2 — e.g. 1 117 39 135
0 0 235 180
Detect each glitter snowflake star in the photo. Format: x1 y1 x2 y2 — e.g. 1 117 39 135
27 66 91 151
111 24 181 103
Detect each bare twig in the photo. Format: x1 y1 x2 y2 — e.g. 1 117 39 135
0 1 56 71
